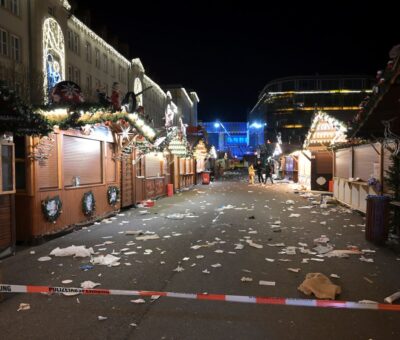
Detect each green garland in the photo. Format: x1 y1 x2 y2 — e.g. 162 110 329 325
107 186 120 206
41 195 62 223
82 191 96 216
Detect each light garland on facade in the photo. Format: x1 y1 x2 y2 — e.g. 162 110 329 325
70 16 130 67
268 89 373 96
303 111 347 149
42 18 65 103
190 91 200 103
276 106 360 112
144 75 167 98
180 88 193 106
60 0 71 10
168 137 188 156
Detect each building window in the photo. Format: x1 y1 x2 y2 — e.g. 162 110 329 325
95 48 100 68
67 30 79 55
103 54 108 73
85 42 91 63
0 29 8 56
74 67 80 85
48 6 56 16
118 65 122 82
86 74 92 95
10 34 21 62
111 60 115 77
10 0 19 16
73 33 79 55
67 65 73 81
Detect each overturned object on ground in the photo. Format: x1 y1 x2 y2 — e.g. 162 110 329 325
298 273 341 300
50 245 94 258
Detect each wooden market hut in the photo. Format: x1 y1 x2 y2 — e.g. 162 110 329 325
14 125 121 242
187 137 209 184
332 48 400 213
0 133 15 257
167 134 195 192
296 111 348 191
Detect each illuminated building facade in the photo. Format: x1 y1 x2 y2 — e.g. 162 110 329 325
250 75 373 148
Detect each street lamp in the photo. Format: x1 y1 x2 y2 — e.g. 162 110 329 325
214 122 220 128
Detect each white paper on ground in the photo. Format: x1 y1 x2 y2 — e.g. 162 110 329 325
91 254 120 266
259 280 276 286
80 281 101 289
289 214 301 218
246 240 263 249
384 291 400 304
131 299 146 304
241 277 253 282
61 280 73 284
98 316 107 321
50 245 94 258
38 256 52 262
135 234 160 241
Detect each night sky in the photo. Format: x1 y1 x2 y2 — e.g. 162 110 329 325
74 1 399 122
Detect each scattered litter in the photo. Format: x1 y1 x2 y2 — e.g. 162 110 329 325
246 240 263 249
324 249 362 257
38 256 52 262
313 236 330 244
50 245 94 258
287 268 301 273
61 280 73 284
234 243 244 250
267 243 285 247
314 244 334 254
286 200 295 205
124 251 137 255
173 266 185 272
98 316 107 321
359 256 374 263
80 264 94 271
182 257 190 261
17 303 30 311
310 258 325 262
130 323 138 327
91 254 120 266
384 291 400 304
359 300 378 304
196 255 204 259
144 249 153 255
136 234 160 241
330 274 340 279
202 269 210 274
241 277 253 282
80 281 100 289
30 250 35 255
131 299 146 304
265 258 275 262
211 263 222 268
151 295 160 301
259 280 276 286
363 277 374 284
298 273 341 299
248 216 255 219
289 214 301 218
214 250 224 253
125 230 143 236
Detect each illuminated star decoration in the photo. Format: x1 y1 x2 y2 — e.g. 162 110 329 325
120 125 131 142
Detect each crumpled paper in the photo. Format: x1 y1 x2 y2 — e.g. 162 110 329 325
90 254 120 266
298 273 341 299
50 245 94 258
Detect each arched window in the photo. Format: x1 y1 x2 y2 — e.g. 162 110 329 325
43 17 65 102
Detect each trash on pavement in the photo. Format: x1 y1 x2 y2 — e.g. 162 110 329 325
259 280 276 286
80 264 94 271
91 254 120 266
384 291 400 304
298 273 341 299
17 303 31 311
173 265 185 272
97 316 107 321
286 200 295 205
38 256 52 262
359 256 374 263
61 280 73 284
80 281 100 289
289 213 301 218
246 240 263 249
50 245 94 258
135 234 160 241
241 277 253 282
131 299 146 304
287 268 301 273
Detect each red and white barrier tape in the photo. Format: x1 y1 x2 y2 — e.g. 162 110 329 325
1 284 399 311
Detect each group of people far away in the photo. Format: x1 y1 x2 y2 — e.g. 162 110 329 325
248 159 274 185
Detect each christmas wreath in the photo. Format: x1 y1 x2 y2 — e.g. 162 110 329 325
82 191 96 216
107 186 120 206
41 195 62 223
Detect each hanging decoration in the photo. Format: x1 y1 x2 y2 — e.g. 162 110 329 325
107 186 120 206
50 81 84 105
209 145 218 159
41 195 63 223
82 191 96 216
29 134 56 161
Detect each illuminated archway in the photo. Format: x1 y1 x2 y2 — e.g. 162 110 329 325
43 17 65 102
